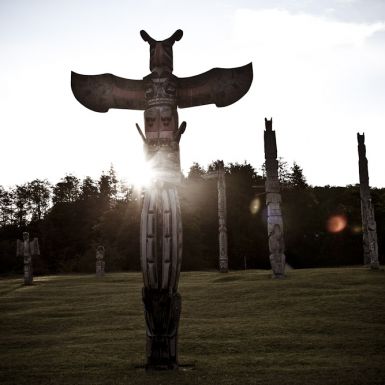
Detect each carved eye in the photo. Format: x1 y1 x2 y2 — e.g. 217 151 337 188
145 117 156 126
161 116 172 126
145 87 154 98
165 84 176 95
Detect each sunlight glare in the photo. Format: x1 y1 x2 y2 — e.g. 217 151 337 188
128 158 154 188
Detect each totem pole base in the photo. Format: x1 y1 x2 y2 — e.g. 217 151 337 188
270 253 286 279
142 288 181 371
24 264 33 285
219 256 229 273
271 273 286 279
96 261 105 277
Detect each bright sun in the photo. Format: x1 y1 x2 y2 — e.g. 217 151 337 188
128 158 155 188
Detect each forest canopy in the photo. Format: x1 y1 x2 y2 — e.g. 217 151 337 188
1 162 384 274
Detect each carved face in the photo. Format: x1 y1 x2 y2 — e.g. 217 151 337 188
160 106 173 127
149 42 173 74
144 106 178 140
144 108 157 130
145 77 177 107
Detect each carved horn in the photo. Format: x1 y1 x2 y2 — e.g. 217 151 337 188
140 30 155 44
168 29 183 44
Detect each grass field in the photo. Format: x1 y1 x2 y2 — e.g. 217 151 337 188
1 267 385 385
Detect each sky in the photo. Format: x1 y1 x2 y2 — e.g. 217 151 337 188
1 0 385 187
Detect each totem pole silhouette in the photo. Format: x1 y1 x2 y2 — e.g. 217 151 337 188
71 30 252 370
357 133 379 269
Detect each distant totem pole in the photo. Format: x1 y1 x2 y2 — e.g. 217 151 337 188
71 30 252 369
264 118 286 278
16 232 40 285
96 245 105 277
203 161 229 272
357 133 379 269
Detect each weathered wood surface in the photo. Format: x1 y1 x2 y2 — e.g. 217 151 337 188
217 162 228 273
96 245 105 277
203 161 229 272
140 187 182 290
16 232 39 285
357 133 379 269
71 28 253 370
264 118 286 278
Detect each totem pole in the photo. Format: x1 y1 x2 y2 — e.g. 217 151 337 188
357 133 379 269
96 245 105 277
203 161 228 272
16 232 40 285
71 30 252 369
264 118 285 278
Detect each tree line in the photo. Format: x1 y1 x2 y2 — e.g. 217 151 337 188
0 162 384 274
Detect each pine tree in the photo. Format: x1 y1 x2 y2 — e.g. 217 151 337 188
290 162 308 189
187 162 206 180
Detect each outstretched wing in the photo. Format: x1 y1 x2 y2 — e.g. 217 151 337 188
177 63 253 108
71 72 146 112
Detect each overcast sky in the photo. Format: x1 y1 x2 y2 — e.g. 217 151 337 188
1 0 385 187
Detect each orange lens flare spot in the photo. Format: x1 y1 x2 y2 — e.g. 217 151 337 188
351 225 362 234
250 198 261 215
327 215 347 233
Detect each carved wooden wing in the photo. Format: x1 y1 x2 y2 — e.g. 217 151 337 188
71 72 146 112
177 63 253 108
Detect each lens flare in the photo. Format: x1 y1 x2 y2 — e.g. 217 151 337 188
326 215 347 233
250 198 261 214
351 225 362 234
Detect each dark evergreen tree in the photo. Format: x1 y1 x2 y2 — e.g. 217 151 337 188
289 162 308 189
180 162 216 269
187 162 206 180
52 175 80 204
27 179 51 221
80 176 99 200
0 186 13 226
98 166 118 208
226 162 267 269
13 184 30 227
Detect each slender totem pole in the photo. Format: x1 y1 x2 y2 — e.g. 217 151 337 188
357 133 379 269
16 232 40 285
203 161 228 272
96 245 105 277
264 118 286 278
71 30 252 369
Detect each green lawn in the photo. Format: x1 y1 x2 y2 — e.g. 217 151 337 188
1 268 385 385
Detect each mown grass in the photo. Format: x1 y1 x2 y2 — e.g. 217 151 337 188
1 267 385 385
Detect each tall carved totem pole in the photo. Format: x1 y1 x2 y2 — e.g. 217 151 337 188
357 133 379 269
216 161 228 273
71 30 252 369
16 232 40 285
203 160 228 272
264 118 286 278
96 245 106 277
